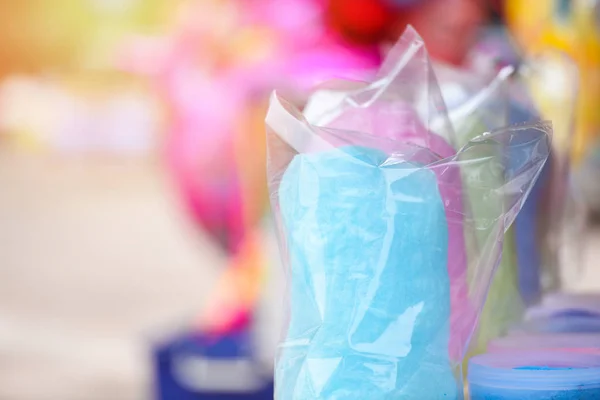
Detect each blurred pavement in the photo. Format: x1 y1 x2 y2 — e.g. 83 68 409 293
0 149 225 400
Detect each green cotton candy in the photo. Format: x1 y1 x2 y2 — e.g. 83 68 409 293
475 230 524 354
276 146 458 399
458 116 523 359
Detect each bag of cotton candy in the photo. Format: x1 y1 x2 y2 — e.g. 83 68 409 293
265 27 552 400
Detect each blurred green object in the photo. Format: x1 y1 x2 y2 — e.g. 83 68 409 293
461 121 524 358
473 233 524 354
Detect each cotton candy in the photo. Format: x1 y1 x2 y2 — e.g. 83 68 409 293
276 145 458 399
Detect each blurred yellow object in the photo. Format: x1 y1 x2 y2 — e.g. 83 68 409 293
521 53 578 155
229 27 278 67
234 97 270 238
0 0 169 76
506 0 600 164
0 1 89 76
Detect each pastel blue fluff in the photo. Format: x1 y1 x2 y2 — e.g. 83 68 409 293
509 103 548 306
276 146 458 399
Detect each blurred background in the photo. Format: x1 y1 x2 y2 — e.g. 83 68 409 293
0 0 599 399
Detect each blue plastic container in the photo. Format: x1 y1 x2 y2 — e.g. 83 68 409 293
153 328 273 400
469 351 600 399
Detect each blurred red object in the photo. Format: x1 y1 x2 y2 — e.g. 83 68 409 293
489 0 504 15
327 0 397 44
390 0 489 65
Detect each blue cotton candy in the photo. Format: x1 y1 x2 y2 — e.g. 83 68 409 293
276 146 457 399
515 155 552 305
509 104 549 305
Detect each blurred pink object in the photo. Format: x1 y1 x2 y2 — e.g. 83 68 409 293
233 0 380 94
119 33 249 252
166 71 247 252
117 0 380 253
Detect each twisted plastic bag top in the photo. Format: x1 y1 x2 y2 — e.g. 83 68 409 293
266 27 551 400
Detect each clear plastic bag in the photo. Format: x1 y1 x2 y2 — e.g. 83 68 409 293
434 55 580 355
266 27 551 399
431 63 532 356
